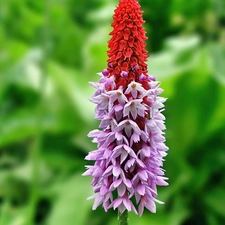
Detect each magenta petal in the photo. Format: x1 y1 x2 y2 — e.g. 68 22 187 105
113 165 121 177
135 192 141 204
141 145 151 157
155 176 169 186
92 194 103 210
118 183 126 196
113 179 122 188
100 185 108 196
123 198 131 211
120 150 128 164
144 198 156 213
118 204 126 214
138 202 144 217
113 198 123 209
103 165 113 177
137 184 145 196
123 178 132 188
138 170 148 181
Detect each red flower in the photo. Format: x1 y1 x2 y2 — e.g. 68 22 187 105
107 0 149 90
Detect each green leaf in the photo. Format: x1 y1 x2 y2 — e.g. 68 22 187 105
0 200 11 225
46 175 93 225
48 62 95 124
0 109 56 147
205 188 225 218
83 25 110 73
211 43 225 86
207 212 222 225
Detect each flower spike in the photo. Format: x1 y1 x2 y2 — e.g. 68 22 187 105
83 0 168 217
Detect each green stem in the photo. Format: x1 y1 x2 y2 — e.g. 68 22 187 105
118 210 128 225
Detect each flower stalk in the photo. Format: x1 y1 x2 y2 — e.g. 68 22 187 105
83 0 169 220
118 210 128 225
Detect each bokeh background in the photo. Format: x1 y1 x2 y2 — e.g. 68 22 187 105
0 0 225 225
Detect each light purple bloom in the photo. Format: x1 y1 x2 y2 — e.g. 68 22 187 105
83 72 168 216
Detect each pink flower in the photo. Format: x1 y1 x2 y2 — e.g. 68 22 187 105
83 0 168 216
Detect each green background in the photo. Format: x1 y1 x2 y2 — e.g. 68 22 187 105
0 0 225 224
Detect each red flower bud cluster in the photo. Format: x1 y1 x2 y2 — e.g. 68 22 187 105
107 0 149 90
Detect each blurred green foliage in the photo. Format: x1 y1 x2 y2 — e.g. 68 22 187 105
0 0 225 225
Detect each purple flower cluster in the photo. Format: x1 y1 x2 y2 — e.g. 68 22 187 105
83 72 168 216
